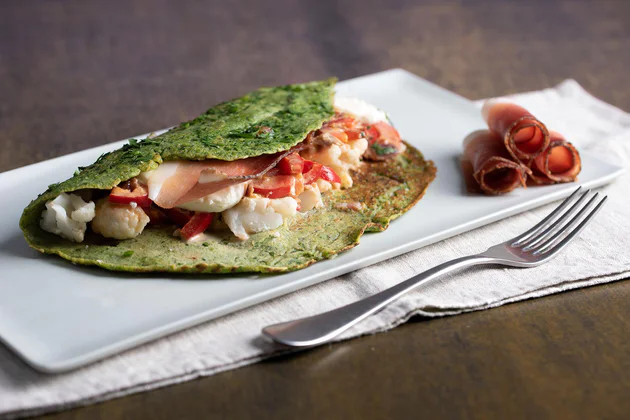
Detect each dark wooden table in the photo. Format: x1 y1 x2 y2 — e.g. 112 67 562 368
2 1 630 418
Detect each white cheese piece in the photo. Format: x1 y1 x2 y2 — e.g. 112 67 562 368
40 193 96 243
333 96 388 124
139 162 244 213
222 197 298 240
178 182 247 213
138 161 180 202
91 198 150 240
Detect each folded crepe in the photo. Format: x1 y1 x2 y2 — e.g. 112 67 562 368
20 79 436 273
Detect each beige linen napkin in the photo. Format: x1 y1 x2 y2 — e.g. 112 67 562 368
2 80 630 419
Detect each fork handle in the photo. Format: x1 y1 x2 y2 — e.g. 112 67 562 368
262 255 493 347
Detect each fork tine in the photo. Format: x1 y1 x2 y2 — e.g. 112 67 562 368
512 186 582 246
534 195 607 256
521 189 593 250
529 192 600 252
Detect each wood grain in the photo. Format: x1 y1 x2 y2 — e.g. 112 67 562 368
1 0 629 418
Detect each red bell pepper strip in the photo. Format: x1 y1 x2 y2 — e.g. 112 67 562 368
252 175 296 199
109 185 152 207
277 153 305 175
180 212 214 241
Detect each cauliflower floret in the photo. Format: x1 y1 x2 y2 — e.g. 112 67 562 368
298 183 324 213
333 97 388 124
222 196 298 240
91 198 150 240
316 179 334 193
302 138 368 188
342 138 368 167
40 193 96 243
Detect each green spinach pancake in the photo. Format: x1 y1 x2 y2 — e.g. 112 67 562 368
20 80 436 273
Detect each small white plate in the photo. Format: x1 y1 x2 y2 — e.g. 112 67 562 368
0 69 623 373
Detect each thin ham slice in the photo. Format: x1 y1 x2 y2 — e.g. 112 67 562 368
149 149 298 209
529 131 581 184
462 130 527 195
482 100 550 163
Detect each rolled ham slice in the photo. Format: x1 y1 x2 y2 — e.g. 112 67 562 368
529 131 581 184
482 100 550 163
462 130 527 195
146 149 298 209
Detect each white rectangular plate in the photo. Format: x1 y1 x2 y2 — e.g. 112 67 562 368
0 69 624 373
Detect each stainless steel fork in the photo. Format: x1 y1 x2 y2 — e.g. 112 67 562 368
262 187 607 347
